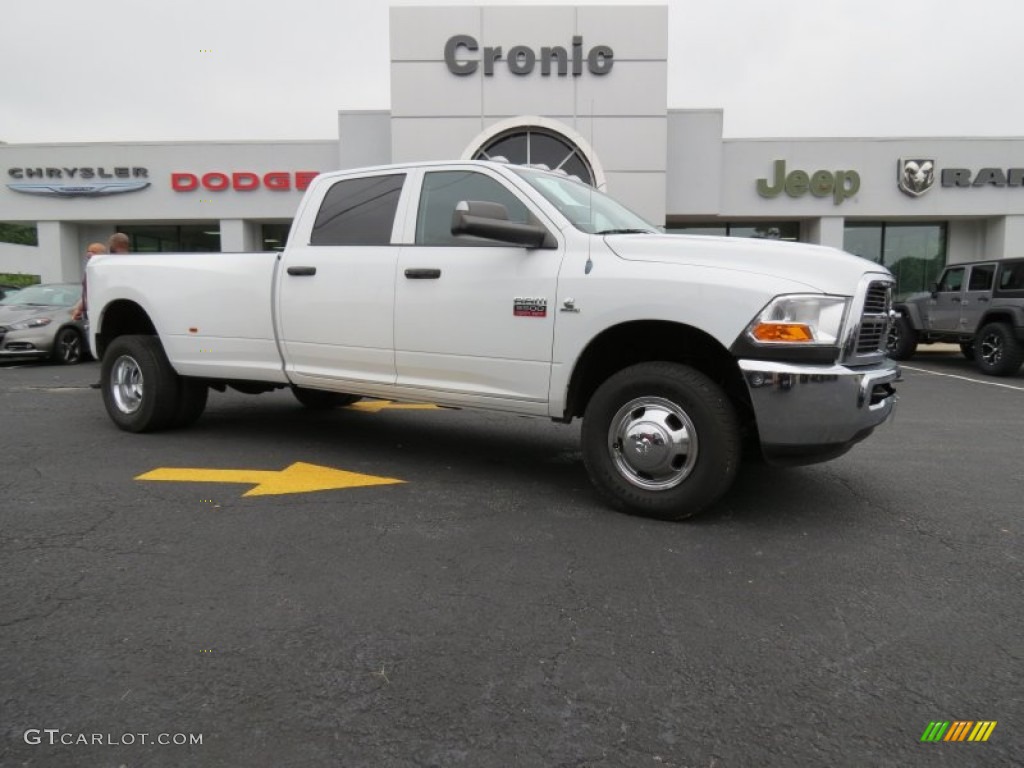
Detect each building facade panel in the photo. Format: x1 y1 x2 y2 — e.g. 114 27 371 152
390 118 490 163
389 6 483 61
575 5 668 60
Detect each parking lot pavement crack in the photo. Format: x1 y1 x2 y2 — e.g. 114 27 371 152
2 542 170 557
817 466 897 518
0 573 87 628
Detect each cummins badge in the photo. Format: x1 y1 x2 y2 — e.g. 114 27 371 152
513 297 547 317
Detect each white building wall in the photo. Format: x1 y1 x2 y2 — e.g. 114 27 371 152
387 5 668 223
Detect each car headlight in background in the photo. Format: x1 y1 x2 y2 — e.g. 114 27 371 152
747 295 849 345
8 317 53 331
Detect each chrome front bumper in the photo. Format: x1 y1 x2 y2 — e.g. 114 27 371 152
739 358 900 465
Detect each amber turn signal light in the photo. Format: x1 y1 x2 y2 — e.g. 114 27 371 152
750 323 814 342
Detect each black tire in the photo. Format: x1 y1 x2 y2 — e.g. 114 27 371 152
886 315 918 360
975 322 1024 376
581 362 741 521
51 327 84 365
101 335 181 432
291 386 361 409
960 341 976 361
171 379 209 428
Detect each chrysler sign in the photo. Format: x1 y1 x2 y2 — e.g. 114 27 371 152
7 166 150 197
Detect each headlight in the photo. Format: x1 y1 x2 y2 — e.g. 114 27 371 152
746 295 849 345
8 317 52 330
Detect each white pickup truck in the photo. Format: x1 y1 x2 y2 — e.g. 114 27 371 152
87 160 899 520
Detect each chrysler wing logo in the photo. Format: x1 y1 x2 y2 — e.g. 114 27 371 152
898 158 935 197
6 181 151 197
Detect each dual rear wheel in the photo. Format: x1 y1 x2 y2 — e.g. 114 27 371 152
101 335 207 432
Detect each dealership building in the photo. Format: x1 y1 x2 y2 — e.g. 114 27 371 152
3 4 1024 298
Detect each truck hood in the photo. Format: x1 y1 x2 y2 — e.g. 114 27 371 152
603 233 887 294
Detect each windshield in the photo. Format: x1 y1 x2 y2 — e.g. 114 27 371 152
0 284 80 307
511 167 659 235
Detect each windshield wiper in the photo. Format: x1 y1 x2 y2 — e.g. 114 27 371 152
595 228 655 235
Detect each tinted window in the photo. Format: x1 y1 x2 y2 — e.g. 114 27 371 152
311 174 405 246
936 267 964 293
998 261 1024 291
967 264 995 291
416 171 531 246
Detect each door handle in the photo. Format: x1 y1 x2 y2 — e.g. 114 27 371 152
287 266 317 276
404 268 441 279
978 297 989 302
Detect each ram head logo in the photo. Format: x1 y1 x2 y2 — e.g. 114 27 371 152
898 159 935 197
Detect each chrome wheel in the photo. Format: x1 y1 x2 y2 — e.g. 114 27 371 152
111 354 144 414
607 396 699 491
979 331 1003 367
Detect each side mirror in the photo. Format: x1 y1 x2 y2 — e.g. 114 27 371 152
451 200 556 249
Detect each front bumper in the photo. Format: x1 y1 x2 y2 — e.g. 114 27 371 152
739 358 900 466
0 327 57 357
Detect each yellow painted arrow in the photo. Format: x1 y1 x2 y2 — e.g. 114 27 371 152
348 400 439 413
136 461 404 497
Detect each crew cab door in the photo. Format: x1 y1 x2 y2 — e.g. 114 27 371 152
277 172 409 388
927 266 966 331
961 262 996 332
393 168 563 406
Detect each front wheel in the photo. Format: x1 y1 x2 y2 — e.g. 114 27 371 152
886 316 917 360
581 362 741 521
101 335 181 432
51 327 84 365
975 322 1023 376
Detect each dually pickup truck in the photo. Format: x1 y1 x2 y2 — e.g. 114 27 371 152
88 160 899 520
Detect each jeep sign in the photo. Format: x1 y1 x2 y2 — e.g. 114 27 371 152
756 159 860 206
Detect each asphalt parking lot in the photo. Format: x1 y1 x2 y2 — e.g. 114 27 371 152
1 351 1021 767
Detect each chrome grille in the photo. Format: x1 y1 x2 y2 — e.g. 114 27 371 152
855 281 892 355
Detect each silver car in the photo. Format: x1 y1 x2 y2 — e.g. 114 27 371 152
0 283 89 364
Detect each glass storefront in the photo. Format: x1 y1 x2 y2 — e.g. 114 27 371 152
844 222 946 299
261 223 291 252
665 221 800 241
116 225 221 253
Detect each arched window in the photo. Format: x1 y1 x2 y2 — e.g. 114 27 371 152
473 127 595 186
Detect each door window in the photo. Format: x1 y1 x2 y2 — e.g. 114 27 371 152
967 264 995 291
936 268 964 293
416 171 531 246
310 174 405 246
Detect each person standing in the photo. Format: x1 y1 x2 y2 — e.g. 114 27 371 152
83 234 129 388
69 242 108 321
107 232 131 254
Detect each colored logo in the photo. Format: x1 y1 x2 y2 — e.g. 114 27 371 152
921 721 997 742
